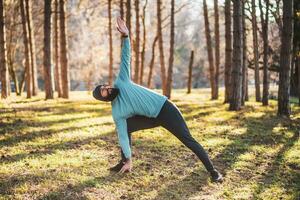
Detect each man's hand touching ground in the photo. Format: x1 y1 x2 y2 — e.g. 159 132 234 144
116 17 129 37
118 159 132 173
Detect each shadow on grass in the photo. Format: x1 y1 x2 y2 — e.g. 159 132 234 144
0 128 116 164
1 99 299 199
37 104 296 199
252 128 300 199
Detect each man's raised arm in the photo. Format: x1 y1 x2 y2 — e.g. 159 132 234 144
116 17 131 81
118 36 131 81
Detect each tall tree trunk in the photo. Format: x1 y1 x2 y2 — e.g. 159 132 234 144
0 0 9 99
134 0 140 83
108 0 113 85
20 71 26 95
25 0 38 96
242 1 247 106
214 0 220 99
224 0 232 103
259 0 270 106
166 0 175 99
120 0 124 50
139 0 147 85
60 0 69 98
278 0 294 117
126 0 131 36
44 0 53 99
120 0 124 20
157 0 167 94
251 0 261 102
54 0 62 97
147 35 158 88
229 0 243 111
6 5 19 96
187 50 194 94
20 0 32 98
203 0 217 100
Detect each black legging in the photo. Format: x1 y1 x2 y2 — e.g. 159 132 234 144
121 99 215 172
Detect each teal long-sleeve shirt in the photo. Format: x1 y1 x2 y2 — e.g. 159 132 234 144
111 36 167 159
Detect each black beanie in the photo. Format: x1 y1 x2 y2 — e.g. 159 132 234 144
93 84 119 102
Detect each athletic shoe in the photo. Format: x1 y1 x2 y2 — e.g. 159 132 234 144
210 169 223 183
109 160 124 172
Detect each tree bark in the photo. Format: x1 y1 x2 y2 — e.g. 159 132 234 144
108 0 113 85
224 0 232 103
54 0 62 97
259 0 270 106
157 0 167 94
278 0 294 117
187 50 194 94
165 0 175 99
134 0 140 83
242 1 248 105
203 0 217 100
44 0 53 99
147 35 158 88
120 0 124 50
229 0 243 111
139 0 147 85
126 0 131 36
251 0 261 102
20 0 32 98
25 0 38 96
60 0 69 98
0 0 9 99
214 0 220 99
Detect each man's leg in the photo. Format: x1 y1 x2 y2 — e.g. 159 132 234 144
157 100 217 173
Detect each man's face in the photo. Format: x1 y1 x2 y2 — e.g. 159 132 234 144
100 85 112 98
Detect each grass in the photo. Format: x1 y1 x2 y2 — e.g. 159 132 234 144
0 89 299 200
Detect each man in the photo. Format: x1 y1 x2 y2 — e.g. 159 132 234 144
93 17 223 182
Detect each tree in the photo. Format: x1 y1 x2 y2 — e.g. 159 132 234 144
6 1 20 96
0 0 9 99
203 0 217 100
25 0 38 96
60 0 69 98
229 0 243 111
54 0 62 97
251 0 261 102
166 0 175 98
147 35 158 88
187 50 194 94
259 0 270 106
44 0 53 99
157 0 167 94
20 0 32 98
134 0 140 83
278 0 294 117
242 0 248 106
224 0 232 103
139 0 147 85
214 0 220 99
126 0 131 36
108 0 113 85
120 0 124 49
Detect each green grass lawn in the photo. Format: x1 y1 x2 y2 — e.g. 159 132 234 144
0 89 299 200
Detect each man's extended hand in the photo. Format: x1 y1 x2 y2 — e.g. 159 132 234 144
116 17 129 37
118 158 132 173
